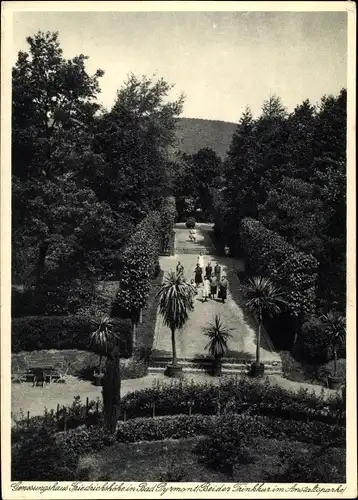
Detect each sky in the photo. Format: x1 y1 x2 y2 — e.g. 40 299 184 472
11 10 348 123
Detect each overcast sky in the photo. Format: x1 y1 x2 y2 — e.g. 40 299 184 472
12 10 347 123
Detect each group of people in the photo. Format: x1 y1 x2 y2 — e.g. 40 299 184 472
193 252 228 303
188 228 196 242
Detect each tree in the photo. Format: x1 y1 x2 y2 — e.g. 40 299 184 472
93 74 184 223
90 316 122 433
321 311 346 377
243 277 286 372
203 315 233 375
157 271 194 374
190 148 222 214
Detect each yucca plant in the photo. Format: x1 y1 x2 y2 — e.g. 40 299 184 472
90 315 121 433
203 315 233 375
243 276 286 376
321 311 346 380
157 271 194 376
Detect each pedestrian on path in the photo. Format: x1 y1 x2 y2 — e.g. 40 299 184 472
214 262 221 282
197 252 204 270
202 277 210 302
194 263 203 288
218 275 228 303
205 261 213 280
209 274 218 299
190 278 197 295
176 260 184 276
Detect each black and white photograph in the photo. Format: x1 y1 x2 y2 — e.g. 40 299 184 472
1 1 356 498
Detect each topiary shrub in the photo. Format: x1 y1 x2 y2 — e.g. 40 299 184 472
185 217 196 229
297 315 331 364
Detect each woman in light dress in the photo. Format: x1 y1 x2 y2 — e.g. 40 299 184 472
202 276 210 302
197 252 204 270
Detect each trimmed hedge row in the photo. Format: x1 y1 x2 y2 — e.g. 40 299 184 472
121 378 345 425
240 217 319 317
113 211 162 319
160 196 177 255
12 316 133 357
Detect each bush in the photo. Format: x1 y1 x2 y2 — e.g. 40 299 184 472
318 359 346 385
12 316 132 357
185 217 196 229
116 414 214 442
121 378 345 425
266 444 345 482
240 218 319 317
195 414 255 475
12 426 78 480
297 316 331 364
113 211 162 320
121 358 148 379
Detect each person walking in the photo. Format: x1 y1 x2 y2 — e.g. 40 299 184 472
202 276 210 302
209 273 218 299
194 263 203 288
218 275 228 303
205 261 213 280
214 262 221 282
197 252 204 270
176 260 184 276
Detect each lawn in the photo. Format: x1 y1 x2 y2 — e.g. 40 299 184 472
77 435 345 482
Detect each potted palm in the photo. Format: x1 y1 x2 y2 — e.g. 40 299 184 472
203 315 233 376
157 270 194 377
243 276 286 377
321 311 346 390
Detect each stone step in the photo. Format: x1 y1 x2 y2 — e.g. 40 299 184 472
148 365 282 375
175 247 215 255
150 356 281 366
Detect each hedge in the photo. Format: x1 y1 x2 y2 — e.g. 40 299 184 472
121 378 345 425
12 316 133 357
160 196 177 255
240 218 319 317
113 211 162 319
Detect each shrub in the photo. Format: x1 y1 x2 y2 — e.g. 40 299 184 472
11 316 132 357
113 211 162 320
116 414 214 442
12 426 78 480
195 414 255 475
185 217 196 229
318 359 346 385
121 358 148 379
297 315 331 363
240 218 318 317
266 444 345 482
121 378 345 425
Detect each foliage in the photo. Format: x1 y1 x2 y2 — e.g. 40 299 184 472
203 315 233 360
185 217 196 229
121 378 345 425
113 211 162 321
240 218 319 317
195 414 255 475
12 316 132 357
243 276 286 319
266 444 345 482
297 315 332 364
157 271 194 365
12 426 78 480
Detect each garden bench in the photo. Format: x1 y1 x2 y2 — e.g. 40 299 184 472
22 353 66 385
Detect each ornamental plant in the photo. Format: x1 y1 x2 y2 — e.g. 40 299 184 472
240 218 319 318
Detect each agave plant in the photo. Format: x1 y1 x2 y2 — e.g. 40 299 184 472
204 314 233 360
243 276 286 369
157 271 194 368
321 311 346 377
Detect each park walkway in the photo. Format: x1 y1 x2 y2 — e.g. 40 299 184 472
151 224 281 367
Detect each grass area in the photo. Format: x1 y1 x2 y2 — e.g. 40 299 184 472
77 435 345 482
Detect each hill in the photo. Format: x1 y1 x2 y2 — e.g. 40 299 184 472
175 117 237 159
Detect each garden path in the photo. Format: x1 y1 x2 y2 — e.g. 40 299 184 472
152 224 280 363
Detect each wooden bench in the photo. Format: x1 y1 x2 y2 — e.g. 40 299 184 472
22 353 66 385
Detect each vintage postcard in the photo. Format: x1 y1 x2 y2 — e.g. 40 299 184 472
1 1 356 499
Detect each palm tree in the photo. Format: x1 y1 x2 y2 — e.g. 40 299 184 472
243 276 286 375
157 270 194 375
321 311 346 378
203 314 233 375
90 315 122 433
